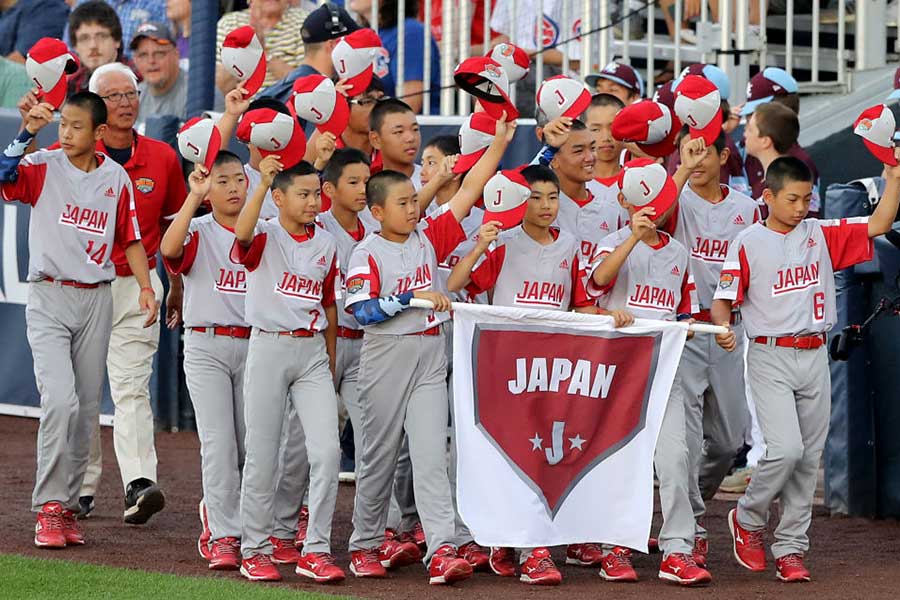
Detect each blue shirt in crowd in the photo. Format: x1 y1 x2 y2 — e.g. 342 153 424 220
378 19 441 114
0 0 69 57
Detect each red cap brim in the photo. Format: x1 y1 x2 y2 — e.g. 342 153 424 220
647 175 678 218
241 58 267 98
452 148 487 174
563 91 592 119
315 93 351 137
480 90 519 121
344 65 374 97
203 126 223 172
636 117 682 158
259 127 307 169
863 138 900 166
689 110 723 145
39 76 68 110
484 202 527 230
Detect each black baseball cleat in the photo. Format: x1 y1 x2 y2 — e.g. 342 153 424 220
123 478 165 525
78 495 95 520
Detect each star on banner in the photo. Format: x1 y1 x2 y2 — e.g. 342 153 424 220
569 434 586 451
530 433 543 451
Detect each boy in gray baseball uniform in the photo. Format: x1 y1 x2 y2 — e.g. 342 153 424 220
713 156 900 582
0 92 156 548
231 158 345 584
344 115 516 585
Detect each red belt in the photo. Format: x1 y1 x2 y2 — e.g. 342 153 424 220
43 276 101 289
190 326 251 339
337 326 364 339
754 334 826 350
276 328 317 338
693 309 739 325
406 325 441 337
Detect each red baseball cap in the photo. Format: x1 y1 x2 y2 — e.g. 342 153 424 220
177 117 222 172
25 38 79 110
454 56 519 120
236 108 308 169
291 74 350 138
221 26 267 98
673 75 722 145
454 112 498 174
486 42 530 83
536 75 592 121
854 104 899 166
483 167 531 229
331 28 382 97
619 158 678 217
611 100 681 158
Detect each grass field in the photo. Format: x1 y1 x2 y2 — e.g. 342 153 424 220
0 554 353 600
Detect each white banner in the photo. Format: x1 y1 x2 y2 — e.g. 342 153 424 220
451 304 688 551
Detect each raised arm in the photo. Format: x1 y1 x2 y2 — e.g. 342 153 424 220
446 221 499 292
161 166 209 259
869 155 900 237
235 155 282 245
448 114 517 221
591 209 654 287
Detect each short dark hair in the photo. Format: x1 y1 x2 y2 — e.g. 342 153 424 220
676 126 727 154
323 148 371 185
772 93 800 115
423 135 460 157
377 0 419 29
69 1 122 43
366 169 411 207
765 156 812 194
588 93 626 110
247 97 291 116
754 102 798 154
63 91 107 128
212 150 243 170
272 161 318 192
370 98 415 133
569 118 587 132
521 164 559 190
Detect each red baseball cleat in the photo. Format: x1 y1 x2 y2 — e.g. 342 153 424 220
379 537 421 569
240 553 282 581
693 536 708 568
208 537 241 570
520 548 562 586
34 502 66 549
269 536 302 564
566 542 604 566
296 552 346 583
198 500 211 560
294 505 308 549
600 547 638 582
458 541 490 571
61 509 85 546
729 508 766 571
489 546 517 577
776 554 811 582
428 545 473 585
658 553 712 586
350 549 387 578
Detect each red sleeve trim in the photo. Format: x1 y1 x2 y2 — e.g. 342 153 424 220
321 253 339 307
467 245 505 297
424 208 467 263
114 182 140 247
230 233 267 271
1 161 47 206
677 271 697 315
162 231 200 275
820 218 874 271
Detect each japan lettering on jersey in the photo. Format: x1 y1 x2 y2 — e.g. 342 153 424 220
556 184 630 265
714 218 873 337
231 219 340 332
1 149 139 283
589 227 698 320
244 163 279 220
162 213 249 328
344 203 465 334
426 203 487 303
671 183 759 309
467 226 591 311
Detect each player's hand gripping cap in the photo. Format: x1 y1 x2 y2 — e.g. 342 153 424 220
25 38 79 110
291 74 350 137
854 104 899 166
536 75 592 121
454 112 499 174
619 158 678 218
673 74 722 146
612 100 682 158
454 56 520 120
236 108 308 169
177 117 222 172
483 167 531 230
221 26 267 98
331 28 382 97
486 42 530 83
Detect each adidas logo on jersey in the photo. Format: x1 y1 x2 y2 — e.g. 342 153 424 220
559 258 569 270
316 255 327 266
599 221 610 232
807 237 817 248
671 265 681 276
104 187 116 198
733 214 745 225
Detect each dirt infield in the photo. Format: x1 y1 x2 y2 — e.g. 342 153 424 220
1 415 898 599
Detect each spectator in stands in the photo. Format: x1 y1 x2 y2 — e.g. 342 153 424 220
0 57 31 108
215 0 308 95
131 21 186 126
71 0 168 58
165 0 190 69
0 0 71 63
68 1 139 95
350 0 441 114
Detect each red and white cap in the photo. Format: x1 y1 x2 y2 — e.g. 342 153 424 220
486 42 530 83
483 167 531 229
178 117 222 172
291 74 350 138
454 56 519 120
673 74 722 145
331 28 382 97
454 112 498 174
25 38 79 109
536 75 592 121
611 100 681 158
619 158 678 217
236 108 308 169
854 104 899 166
221 26 267 98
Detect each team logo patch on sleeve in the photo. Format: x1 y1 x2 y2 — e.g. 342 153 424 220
347 276 365 294
719 273 735 289
135 177 155 194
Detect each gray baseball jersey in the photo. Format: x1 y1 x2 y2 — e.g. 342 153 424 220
1 149 140 283
425 203 487 303
557 181 630 265
713 218 873 337
231 220 341 331
244 163 280 220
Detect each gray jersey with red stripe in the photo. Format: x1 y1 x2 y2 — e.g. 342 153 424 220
426 203 487 303
232 219 341 332
1 149 139 283
556 184 630 265
713 218 873 337
673 183 759 309
589 227 698 321
163 213 249 328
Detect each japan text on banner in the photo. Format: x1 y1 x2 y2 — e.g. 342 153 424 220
451 303 688 551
